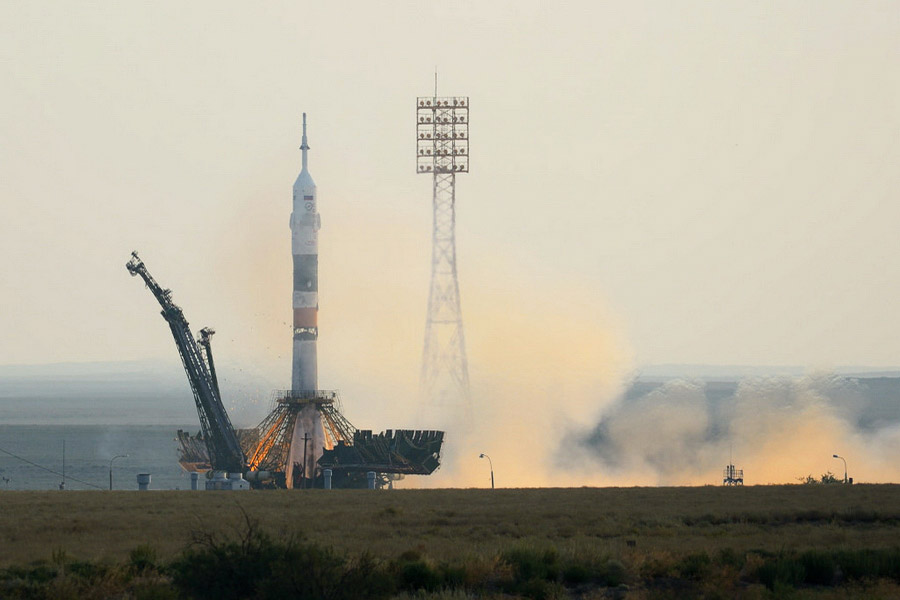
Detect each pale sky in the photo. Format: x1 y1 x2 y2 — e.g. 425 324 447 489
2 1 898 388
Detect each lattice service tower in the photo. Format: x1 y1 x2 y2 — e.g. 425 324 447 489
416 94 471 417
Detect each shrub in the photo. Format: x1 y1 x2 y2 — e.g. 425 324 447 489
397 549 421 562
515 577 566 600
391 550 467 593
597 558 627 587
677 552 711 581
10 564 58 584
340 553 396 599
835 548 900 581
262 543 395 600
129 544 159 573
169 526 285 600
716 547 744 570
170 512 394 600
399 560 442 592
561 563 591 585
501 546 560 582
798 471 842 485
757 557 805 590
66 559 109 580
437 563 467 589
798 550 836 585
638 554 673 579
133 581 181 600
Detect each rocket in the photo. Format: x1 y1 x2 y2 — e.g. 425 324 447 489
286 113 326 488
291 113 319 392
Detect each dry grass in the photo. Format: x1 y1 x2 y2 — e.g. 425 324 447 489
0 484 898 567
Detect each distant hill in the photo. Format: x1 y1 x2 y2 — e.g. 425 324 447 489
635 364 900 381
0 360 274 426
3 361 898 427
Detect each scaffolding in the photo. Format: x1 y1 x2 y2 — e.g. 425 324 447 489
723 464 744 486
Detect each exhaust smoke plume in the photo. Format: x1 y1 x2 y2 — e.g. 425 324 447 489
216 182 900 488
219 193 635 485
405 255 634 488
587 374 900 485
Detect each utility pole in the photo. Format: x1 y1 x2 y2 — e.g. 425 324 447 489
59 440 66 491
109 454 128 491
479 453 494 489
833 454 848 484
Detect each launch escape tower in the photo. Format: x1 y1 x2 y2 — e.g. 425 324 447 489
417 92 471 416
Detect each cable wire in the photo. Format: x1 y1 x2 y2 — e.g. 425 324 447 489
0 446 105 490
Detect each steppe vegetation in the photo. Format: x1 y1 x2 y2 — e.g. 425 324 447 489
0 485 899 598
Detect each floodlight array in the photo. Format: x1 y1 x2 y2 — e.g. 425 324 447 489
416 96 469 174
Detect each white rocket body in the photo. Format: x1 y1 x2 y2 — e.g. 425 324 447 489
286 113 325 488
290 113 319 392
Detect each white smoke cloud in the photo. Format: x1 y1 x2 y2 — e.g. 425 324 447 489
586 373 900 485
399 255 634 489
209 170 900 489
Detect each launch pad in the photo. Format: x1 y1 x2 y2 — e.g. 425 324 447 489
135 249 445 489
173 389 443 489
130 111 445 489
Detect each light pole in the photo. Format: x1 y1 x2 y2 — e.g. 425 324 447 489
479 453 494 489
417 92 472 421
109 454 128 490
832 454 847 484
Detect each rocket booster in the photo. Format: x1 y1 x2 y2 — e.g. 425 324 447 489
291 113 319 391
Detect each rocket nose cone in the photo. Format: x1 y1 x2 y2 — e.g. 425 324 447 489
294 169 316 191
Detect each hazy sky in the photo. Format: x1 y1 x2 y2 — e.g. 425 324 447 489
2 1 898 384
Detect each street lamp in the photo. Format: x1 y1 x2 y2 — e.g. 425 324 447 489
109 454 129 490
832 454 847 484
479 453 494 489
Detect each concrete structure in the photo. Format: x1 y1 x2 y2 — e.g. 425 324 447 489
204 471 250 491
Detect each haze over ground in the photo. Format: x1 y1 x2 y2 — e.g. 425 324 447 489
1 2 898 486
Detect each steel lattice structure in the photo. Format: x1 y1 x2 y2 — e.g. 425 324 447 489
126 252 245 474
246 390 355 474
417 95 471 413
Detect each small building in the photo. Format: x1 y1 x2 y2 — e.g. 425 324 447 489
723 464 743 486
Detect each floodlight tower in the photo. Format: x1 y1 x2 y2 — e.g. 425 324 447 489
416 93 471 418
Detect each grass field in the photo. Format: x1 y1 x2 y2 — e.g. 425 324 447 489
1 485 899 598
